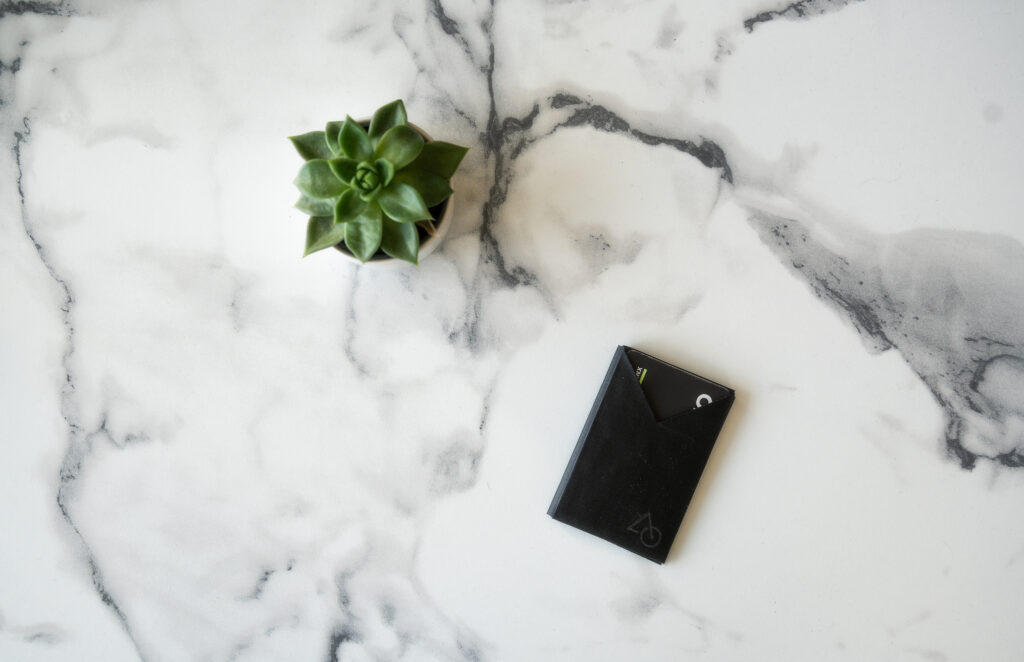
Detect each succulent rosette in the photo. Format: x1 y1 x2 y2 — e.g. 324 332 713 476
289 100 468 264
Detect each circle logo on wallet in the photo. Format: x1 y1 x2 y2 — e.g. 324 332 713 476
627 512 662 548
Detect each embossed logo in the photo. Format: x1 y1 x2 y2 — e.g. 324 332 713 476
627 512 662 548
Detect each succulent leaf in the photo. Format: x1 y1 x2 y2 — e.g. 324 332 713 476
345 203 384 262
374 125 424 169
335 188 367 223
294 159 348 198
380 216 419 264
328 157 358 185
289 131 333 161
325 121 344 154
409 141 468 179
304 215 347 256
377 182 432 223
368 100 407 144
375 158 395 187
340 116 373 161
291 100 469 264
295 194 338 216
393 168 452 207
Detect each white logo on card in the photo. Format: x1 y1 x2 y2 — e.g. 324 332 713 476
696 394 712 408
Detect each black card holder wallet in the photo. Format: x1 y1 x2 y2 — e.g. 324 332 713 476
548 345 735 563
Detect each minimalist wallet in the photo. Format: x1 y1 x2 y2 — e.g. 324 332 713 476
548 345 735 563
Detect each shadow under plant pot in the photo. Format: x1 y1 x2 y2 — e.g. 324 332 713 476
333 121 454 266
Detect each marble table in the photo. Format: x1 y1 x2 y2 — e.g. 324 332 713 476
3 1 1023 660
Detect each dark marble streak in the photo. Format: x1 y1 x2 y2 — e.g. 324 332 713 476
324 572 362 662
323 568 489 662
420 1 1024 472
3 11 150 655
416 7 738 349
0 612 67 645
428 0 481 70
324 624 360 662
743 0 864 33
547 93 733 183
405 0 548 352
0 0 69 19
225 562 296 661
341 265 372 377
12 109 149 662
750 212 1024 469
242 569 274 601
0 56 21 110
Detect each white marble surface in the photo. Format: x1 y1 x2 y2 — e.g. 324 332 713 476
3 0 1024 660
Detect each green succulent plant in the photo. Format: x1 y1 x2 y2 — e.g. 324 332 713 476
289 100 468 264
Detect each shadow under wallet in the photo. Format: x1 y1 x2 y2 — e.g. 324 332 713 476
548 345 735 563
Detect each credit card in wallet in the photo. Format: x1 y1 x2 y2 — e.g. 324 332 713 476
626 348 732 420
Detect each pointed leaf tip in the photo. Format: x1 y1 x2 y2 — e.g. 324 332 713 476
377 182 432 223
374 124 424 169
289 131 333 161
369 100 408 143
340 116 373 161
380 215 419 264
304 215 347 256
325 121 344 155
295 160 347 199
409 141 468 179
344 203 384 262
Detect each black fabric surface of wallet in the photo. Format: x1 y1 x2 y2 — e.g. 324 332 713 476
548 345 735 563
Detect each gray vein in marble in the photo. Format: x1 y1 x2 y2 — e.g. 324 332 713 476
428 0 482 71
887 609 932 637
904 648 948 662
90 414 150 448
406 0 550 349
389 2 483 130
414 0 1024 471
0 0 69 18
483 80 1022 472
448 83 730 346
429 431 484 495
405 0 1024 476
477 97 544 290
12 110 148 659
0 55 22 108
387 0 544 334
0 610 70 645
743 0 863 33
326 571 362 662
342 266 371 377
241 568 274 601
400 2 737 354
750 212 1024 469
547 94 733 183
323 562 488 662
325 623 360 662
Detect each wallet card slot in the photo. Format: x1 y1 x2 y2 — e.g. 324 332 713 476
626 348 732 420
